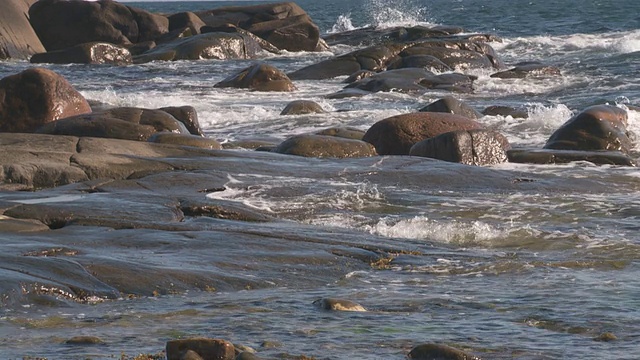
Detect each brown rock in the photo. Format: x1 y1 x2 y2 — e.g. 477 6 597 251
315 127 366 140
313 298 367 311
128 6 169 43
196 2 323 52
482 105 528 119
280 100 325 115
544 105 631 153
343 70 376 84
363 112 484 155
273 134 377 158
0 68 92 133
159 106 204 136
0 0 46 59
409 129 511 166
408 343 480 360
30 42 132 65
148 133 222 150
166 338 235 360
215 63 296 92
168 12 206 34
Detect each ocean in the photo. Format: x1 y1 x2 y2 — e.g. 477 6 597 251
1 0 639 359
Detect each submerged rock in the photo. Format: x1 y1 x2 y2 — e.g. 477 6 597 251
30 42 132 65
408 343 480 360
363 112 484 155
507 148 636 166
0 68 92 133
544 105 632 153
166 338 235 360
482 105 529 119
339 68 475 95
214 63 296 92
491 61 561 78
313 298 367 312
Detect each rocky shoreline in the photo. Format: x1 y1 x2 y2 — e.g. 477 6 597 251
0 0 638 359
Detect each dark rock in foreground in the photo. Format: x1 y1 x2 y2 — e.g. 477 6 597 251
30 42 133 65
0 67 92 133
0 0 46 60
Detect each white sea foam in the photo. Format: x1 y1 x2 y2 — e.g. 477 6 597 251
365 0 431 28
328 13 357 33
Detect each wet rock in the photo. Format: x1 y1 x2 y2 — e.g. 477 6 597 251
507 148 636 166
65 336 105 345
363 112 484 155
222 140 278 150
36 107 189 141
29 0 168 51
343 70 376 84
159 106 204 136
201 24 281 55
196 2 323 52
215 63 296 92
166 338 235 360
408 343 480 360
342 68 475 95
288 43 410 80
482 105 529 119
594 332 617 342
168 12 206 34
0 68 92 133
313 298 367 311
181 350 205 360
387 54 452 72
273 135 377 158
544 105 632 153
280 100 325 115
148 133 222 150
0 0 46 60
30 42 133 65
236 352 261 360
0 216 50 233
401 39 504 69
133 32 265 63
419 96 483 120
180 199 273 222
315 127 366 140
322 25 465 47
259 341 282 348
127 40 156 56
409 129 511 166
491 61 561 79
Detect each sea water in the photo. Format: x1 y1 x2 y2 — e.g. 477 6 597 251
0 0 639 358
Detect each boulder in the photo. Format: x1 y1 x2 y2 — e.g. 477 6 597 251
401 39 504 69
166 338 235 360
387 54 452 72
280 100 325 115
343 70 376 84
0 68 92 133
200 24 281 54
273 135 377 158
133 32 265 62
342 68 475 94
409 129 511 166
507 148 636 166
544 105 632 153
363 112 484 155
168 12 206 34
214 63 296 92
288 43 410 80
419 96 483 119
482 105 528 118
0 0 46 60
322 25 465 47
36 107 189 141
491 61 561 79
159 106 204 136
315 127 366 140
408 343 480 360
148 133 222 150
313 298 367 311
29 0 169 51
195 2 323 52
30 42 132 65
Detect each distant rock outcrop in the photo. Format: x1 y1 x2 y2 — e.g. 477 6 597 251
0 0 46 60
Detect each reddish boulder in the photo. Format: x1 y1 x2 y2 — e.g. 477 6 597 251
363 112 483 155
214 63 296 92
0 68 91 133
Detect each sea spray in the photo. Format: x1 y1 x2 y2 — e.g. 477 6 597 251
365 0 430 28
